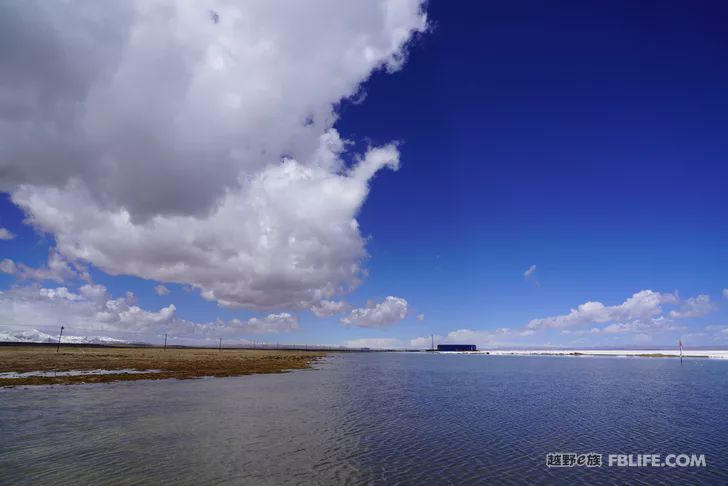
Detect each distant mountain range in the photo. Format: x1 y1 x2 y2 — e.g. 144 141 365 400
0 329 128 345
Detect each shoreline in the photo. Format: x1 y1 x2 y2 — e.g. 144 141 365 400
0 345 326 387
435 349 728 359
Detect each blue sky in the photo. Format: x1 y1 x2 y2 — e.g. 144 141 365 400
1 1 727 348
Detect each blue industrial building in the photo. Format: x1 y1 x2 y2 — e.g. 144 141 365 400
437 344 476 352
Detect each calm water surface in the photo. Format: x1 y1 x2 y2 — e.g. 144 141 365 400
1 354 727 485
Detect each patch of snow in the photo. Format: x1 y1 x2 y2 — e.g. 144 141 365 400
0 328 128 345
441 349 728 360
0 369 162 379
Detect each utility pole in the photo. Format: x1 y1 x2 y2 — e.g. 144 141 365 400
679 338 683 364
56 325 64 352
164 333 167 351
219 337 222 351
431 334 434 351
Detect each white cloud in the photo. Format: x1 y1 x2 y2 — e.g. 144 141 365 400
523 289 713 339
669 294 715 319
0 283 300 341
0 284 172 336
416 313 425 321
722 289 728 300
0 251 78 283
344 338 400 349
410 335 441 348
154 284 171 296
0 259 15 275
0 227 15 240
410 328 520 349
601 317 683 334
80 283 108 301
523 264 539 286
527 290 679 331
704 325 728 336
14 142 402 311
310 299 348 318
230 313 299 334
340 296 408 328
447 328 512 345
0 1 428 311
39 287 81 301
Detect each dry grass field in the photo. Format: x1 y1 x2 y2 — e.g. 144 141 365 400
0 345 326 387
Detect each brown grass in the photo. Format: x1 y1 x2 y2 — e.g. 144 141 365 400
0 346 326 387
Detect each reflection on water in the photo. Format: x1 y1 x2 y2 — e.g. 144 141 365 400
1 354 727 484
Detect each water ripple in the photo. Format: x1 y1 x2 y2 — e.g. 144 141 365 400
1 354 727 484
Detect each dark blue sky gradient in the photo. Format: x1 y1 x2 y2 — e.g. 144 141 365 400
335 0 728 340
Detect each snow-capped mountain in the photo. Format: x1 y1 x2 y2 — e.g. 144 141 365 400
0 328 128 345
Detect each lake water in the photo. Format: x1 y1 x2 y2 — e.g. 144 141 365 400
1 353 727 485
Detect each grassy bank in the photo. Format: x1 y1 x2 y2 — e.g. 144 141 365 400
0 345 326 387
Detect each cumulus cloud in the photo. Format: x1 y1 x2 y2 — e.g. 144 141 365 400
526 290 679 331
415 289 723 349
154 284 171 296
230 313 299 334
0 227 14 240
38 287 81 301
416 313 425 321
0 283 299 341
310 299 348 318
447 327 513 345
600 317 684 334
669 294 715 319
344 338 400 349
80 283 108 300
0 284 173 336
14 143 402 310
410 327 520 349
410 334 440 348
0 1 428 311
0 251 79 283
340 296 408 328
